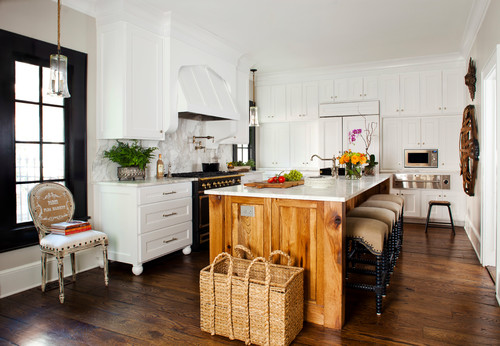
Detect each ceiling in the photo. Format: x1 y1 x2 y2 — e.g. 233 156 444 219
68 0 484 73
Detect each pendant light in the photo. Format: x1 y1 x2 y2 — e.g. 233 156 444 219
249 69 259 127
48 0 71 98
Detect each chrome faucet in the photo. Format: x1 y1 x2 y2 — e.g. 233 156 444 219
310 154 338 178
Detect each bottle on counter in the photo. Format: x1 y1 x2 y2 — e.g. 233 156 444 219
156 154 164 178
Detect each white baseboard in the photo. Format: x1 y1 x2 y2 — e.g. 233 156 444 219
0 248 104 299
403 217 465 227
464 214 481 261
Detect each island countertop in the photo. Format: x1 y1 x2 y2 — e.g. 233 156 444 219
205 174 391 202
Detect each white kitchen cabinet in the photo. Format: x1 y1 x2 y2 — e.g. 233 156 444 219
438 115 461 170
401 117 439 149
258 123 290 168
381 117 403 170
319 117 343 168
97 22 164 140
420 69 465 115
393 189 420 218
342 115 380 158
290 121 319 168
319 80 335 103
256 85 287 123
320 77 378 103
379 72 420 116
420 189 463 223
286 82 319 121
94 181 193 275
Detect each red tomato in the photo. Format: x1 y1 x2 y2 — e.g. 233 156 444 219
268 177 276 183
278 176 286 183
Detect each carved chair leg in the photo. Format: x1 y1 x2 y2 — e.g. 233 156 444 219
41 252 47 292
103 245 109 286
57 255 65 303
70 253 76 282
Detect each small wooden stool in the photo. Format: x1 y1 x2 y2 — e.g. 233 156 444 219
425 200 455 234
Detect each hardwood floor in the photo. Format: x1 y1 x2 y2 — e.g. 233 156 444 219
1 223 499 345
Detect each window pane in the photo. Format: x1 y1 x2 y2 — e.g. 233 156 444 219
43 144 65 179
43 106 64 142
15 61 39 102
16 144 40 182
16 183 37 223
15 103 40 141
42 67 64 106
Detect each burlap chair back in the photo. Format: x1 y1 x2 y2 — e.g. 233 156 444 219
28 183 75 240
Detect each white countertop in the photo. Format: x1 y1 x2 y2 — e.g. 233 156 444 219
94 177 195 187
205 174 391 202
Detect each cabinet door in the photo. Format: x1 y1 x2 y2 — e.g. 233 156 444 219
363 76 379 100
442 69 465 114
379 74 400 116
347 77 364 100
399 72 420 116
334 78 349 102
274 123 290 167
381 118 402 170
438 116 461 170
272 85 287 122
420 71 442 115
318 80 335 103
401 118 421 148
420 190 445 220
286 83 303 121
302 81 319 120
290 121 319 168
258 124 275 167
256 85 272 122
420 117 439 148
399 190 420 217
319 118 343 168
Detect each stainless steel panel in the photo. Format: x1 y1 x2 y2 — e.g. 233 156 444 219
393 174 450 190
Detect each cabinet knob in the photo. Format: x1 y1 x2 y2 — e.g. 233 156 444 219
422 142 425 145
438 107 442 110
396 109 399 112
331 96 334 99
160 130 163 133
444 107 447 110
364 94 367 96
417 142 420 145
360 94 363 97
401 109 404 111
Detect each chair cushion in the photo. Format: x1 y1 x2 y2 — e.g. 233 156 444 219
347 217 388 255
360 200 402 218
368 194 404 207
347 207 396 232
40 230 108 252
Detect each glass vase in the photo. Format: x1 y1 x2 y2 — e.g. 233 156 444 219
345 162 362 180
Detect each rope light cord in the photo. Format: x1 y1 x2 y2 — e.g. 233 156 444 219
57 0 61 53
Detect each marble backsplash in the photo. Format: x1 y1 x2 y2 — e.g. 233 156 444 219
92 118 233 182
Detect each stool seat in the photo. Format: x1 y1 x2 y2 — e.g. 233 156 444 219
368 194 404 207
347 207 396 231
429 200 451 206
347 217 388 255
425 200 455 234
360 200 402 218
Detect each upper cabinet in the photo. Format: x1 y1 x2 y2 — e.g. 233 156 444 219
290 121 319 168
257 85 287 123
286 82 319 121
420 69 465 115
379 72 420 117
318 76 378 103
97 22 164 140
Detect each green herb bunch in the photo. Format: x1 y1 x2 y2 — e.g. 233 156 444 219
103 140 157 170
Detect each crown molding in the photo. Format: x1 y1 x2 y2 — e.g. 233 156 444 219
461 0 491 58
57 0 97 17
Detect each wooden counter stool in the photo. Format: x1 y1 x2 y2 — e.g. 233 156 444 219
425 200 455 235
347 207 397 275
346 217 389 315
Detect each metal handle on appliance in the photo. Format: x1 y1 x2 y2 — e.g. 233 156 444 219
163 212 178 218
163 191 177 195
163 237 178 244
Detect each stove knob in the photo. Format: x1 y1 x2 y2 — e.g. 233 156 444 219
224 180 229 185
206 182 211 189
202 183 206 189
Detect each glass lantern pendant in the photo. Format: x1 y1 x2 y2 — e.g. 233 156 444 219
48 0 70 98
249 105 260 127
49 53 70 98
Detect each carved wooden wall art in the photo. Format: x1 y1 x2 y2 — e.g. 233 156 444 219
464 58 476 101
459 105 479 196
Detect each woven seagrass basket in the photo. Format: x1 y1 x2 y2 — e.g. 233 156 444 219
200 248 304 346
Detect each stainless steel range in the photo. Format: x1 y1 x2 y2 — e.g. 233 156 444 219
170 171 243 251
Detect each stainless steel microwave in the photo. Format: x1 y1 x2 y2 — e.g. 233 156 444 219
404 149 438 168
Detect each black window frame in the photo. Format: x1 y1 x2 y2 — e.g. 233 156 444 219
0 29 88 253
233 101 256 167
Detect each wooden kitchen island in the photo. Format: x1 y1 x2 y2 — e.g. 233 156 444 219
205 174 391 330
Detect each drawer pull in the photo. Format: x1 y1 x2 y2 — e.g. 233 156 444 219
162 212 178 218
163 191 177 195
163 237 178 244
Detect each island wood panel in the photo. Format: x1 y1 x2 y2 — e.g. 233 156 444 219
345 178 391 212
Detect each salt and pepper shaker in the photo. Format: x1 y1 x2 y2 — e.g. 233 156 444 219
167 163 172 178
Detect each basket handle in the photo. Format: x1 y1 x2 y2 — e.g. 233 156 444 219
244 257 271 346
209 252 234 340
234 245 255 260
269 249 293 266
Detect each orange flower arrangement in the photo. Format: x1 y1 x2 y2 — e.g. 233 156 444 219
338 150 367 179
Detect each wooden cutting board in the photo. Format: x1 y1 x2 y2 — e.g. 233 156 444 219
244 180 304 189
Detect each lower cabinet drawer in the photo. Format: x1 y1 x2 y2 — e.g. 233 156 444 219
139 198 192 234
140 221 192 262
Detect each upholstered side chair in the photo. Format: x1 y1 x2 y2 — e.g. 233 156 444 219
28 182 109 303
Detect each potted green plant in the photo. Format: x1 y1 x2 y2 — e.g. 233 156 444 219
103 140 157 180
364 154 378 176
226 159 255 172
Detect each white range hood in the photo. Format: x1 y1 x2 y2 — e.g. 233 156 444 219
177 65 240 121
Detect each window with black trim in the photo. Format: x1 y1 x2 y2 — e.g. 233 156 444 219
0 29 88 252
233 101 256 166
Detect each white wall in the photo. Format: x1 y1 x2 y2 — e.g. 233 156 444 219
0 0 100 297
467 0 500 303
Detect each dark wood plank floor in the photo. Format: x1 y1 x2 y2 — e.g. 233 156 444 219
1 223 499 345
